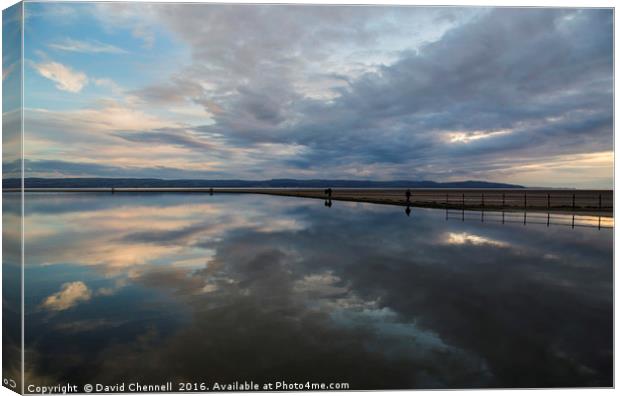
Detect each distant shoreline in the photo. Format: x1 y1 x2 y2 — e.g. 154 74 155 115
5 187 613 217
2 178 525 189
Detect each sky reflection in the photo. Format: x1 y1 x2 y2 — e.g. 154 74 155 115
23 193 612 389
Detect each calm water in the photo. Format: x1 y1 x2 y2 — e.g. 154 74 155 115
14 193 613 389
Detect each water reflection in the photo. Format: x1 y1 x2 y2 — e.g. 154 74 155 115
324 188 333 208
21 193 612 389
443 209 613 230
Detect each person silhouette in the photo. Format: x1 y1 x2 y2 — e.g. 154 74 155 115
405 189 411 202
325 199 332 208
405 205 411 216
324 188 333 198
209 187 214 196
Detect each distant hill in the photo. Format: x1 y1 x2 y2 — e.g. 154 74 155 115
4 178 524 189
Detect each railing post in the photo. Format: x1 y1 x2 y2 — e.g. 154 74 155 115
462 193 465 209
502 193 505 209
481 192 484 208
547 193 550 210
599 193 602 210
524 192 527 209
572 193 575 211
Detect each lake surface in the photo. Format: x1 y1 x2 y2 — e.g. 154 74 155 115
15 193 613 389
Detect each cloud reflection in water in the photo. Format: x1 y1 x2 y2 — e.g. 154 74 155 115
22 193 612 389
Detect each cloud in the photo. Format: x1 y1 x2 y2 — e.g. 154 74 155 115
42 281 92 311
443 232 509 248
123 5 476 121
2 62 16 81
21 193 612 386
27 103 181 133
15 159 216 179
33 61 88 92
90 3 160 48
49 38 127 54
132 26 155 48
267 8 612 180
115 129 216 150
22 5 613 187
113 7 611 186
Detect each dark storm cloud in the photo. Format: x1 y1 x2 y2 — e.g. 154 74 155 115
156 7 611 182
311 9 610 167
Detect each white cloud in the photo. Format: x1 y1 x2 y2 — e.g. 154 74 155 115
444 232 509 248
446 129 513 144
42 281 92 311
49 38 127 54
28 102 181 132
34 61 88 93
294 271 348 297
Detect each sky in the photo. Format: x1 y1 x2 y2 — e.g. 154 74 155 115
3 3 614 187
